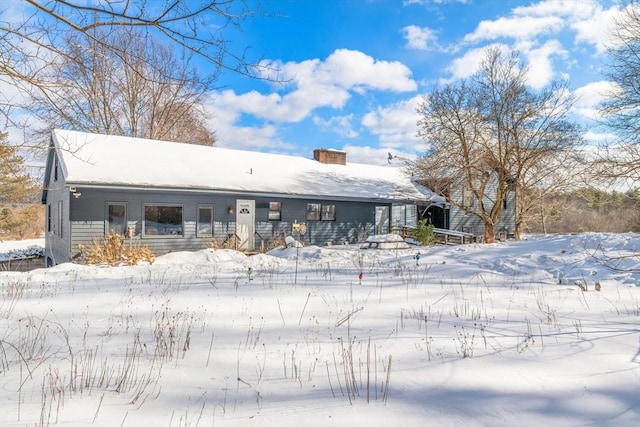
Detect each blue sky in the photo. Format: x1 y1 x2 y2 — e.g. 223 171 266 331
206 0 624 165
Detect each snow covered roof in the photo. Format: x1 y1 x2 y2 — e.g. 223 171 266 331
51 129 443 204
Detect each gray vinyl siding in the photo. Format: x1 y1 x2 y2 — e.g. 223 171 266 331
68 189 234 258
61 187 391 261
43 170 71 265
254 199 378 247
448 182 516 240
497 191 517 239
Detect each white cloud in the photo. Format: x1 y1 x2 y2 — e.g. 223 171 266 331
312 115 358 138
582 130 617 145
463 15 563 43
444 40 568 89
445 44 507 80
524 39 567 89
361 95 423 151
571 5 621 53
402 25 439 51
209 117 293 152
220 49 416 124
321 49 417 92
204 94 294 152
572 80 617 121
512 0 600 19
207 49 417 152
462 0 619 56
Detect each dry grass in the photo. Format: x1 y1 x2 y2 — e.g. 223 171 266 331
207 233 287 253
77 232 155 266
207 235 240 250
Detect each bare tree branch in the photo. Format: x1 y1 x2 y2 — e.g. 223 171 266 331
0 0 279 128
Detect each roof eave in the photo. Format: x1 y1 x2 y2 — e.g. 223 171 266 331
64 182 430 204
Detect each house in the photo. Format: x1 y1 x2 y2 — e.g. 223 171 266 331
41 129 449 266
447 180 517 242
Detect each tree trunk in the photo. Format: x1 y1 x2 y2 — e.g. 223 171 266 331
484 222 496 243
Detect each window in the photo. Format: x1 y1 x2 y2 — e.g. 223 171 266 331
321 204 336 221
462 186 474 208
268 202 282 221
47 204 52 233
53 155 59 181
107 203 127 236
306 203 321 221
57 200 63 237
307 203 336 221
503 190 514 210
144 205 183 236
197 206 214 237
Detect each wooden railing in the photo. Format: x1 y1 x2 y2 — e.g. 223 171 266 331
390 226 476 245
432 228 476 245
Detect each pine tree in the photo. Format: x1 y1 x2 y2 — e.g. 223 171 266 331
0 131 35 237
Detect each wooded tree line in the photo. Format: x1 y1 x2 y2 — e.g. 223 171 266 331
0 1 639 240
524 188 640 234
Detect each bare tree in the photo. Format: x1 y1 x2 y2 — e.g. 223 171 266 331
416 47 582 242
601 1 640 145
0 0 271 127
598 2 640 184
30 28 216 145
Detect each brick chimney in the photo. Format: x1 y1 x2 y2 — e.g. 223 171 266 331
313 148 346 165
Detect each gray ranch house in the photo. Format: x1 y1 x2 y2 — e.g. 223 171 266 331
42 130 454 266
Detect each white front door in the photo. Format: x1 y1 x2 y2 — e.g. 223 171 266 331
236 199 255 251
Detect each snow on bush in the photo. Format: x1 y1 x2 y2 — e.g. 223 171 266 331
0 245 44 261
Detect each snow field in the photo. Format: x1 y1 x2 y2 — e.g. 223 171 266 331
0 233 638 426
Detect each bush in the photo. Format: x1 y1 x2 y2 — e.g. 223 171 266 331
78 232 155 265
415 220 436 245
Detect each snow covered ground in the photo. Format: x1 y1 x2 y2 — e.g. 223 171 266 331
0 233 638 426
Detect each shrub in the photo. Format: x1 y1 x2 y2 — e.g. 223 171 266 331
78 232 155 265
415 220 436 245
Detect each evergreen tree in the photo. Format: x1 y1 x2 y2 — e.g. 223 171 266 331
0 132 35 237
